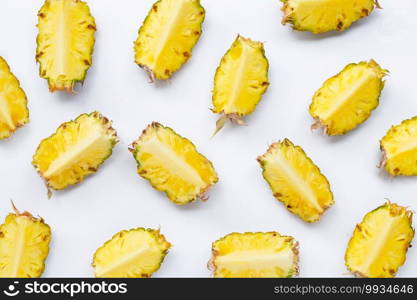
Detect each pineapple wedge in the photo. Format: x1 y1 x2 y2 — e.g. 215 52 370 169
129 122 218 205
212 36 269 135
32 112 118 194
36 0 96 92
209 232 299 278
257 139 333 222
310 60 387 136
0 57 29 139
345 202 414 278
0 205 51 278
380 117 417 176
134 0 205 81
281 0 379 34
92 228 171 278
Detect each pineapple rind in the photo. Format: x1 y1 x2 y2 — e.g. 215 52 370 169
209 232 299 278
92 228 171 278
0 208 51 278
345 202 414 278
310 60 387 136
0 57 29 140
130 122 218 205
212 36 269 132
32 111 118 192
257 139 334 222
36 0 96 92
380 117 417 176
134 0 205 81
281 0 378 34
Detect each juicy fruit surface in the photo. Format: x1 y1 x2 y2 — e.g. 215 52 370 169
32 112 118 191
345 203 414 278
36 0 96 92
93 228 171 278
310 60 387 135
258 139 333 222
0 57 29 139
134 0 205 80
281 0 376 34
212 36 269 117
380 117 417 176
210 232 299 278
0 212 51 278
130 123 218 205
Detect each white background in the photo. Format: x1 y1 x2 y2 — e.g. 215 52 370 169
0 0 416 278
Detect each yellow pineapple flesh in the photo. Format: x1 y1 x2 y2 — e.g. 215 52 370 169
310 60 387 136
281 0 379 34
32 112 118 194
257 139 333 222
380 117 417 176
212 36 269 135
134 0 205 81
129 122 218 205
92 228 171 278
345 202 414 278
0 57 29 139
210 232 299 278
36 0 96 92
0 206 51 278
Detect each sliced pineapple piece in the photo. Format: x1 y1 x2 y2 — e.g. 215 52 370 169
209 232 299 278
345 202 414 278
36 0 96 92
212 36 269 135
310 60 387 136
32 112 118 194
281 0 379 34
257 139 333 222
134 0 205 81
379 117 417 176
0 205 51 278
0 57 29 139
129 122 218 205
92 228 171 278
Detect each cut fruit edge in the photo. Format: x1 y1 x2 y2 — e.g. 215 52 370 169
208 232 300 277
346 201 414 278
36 0 97 94
128 122 218 204
33 112 118 198
281 0 383 25
257 139 334 223
0 58 29 139
310 60 388 136
92 228 172 277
